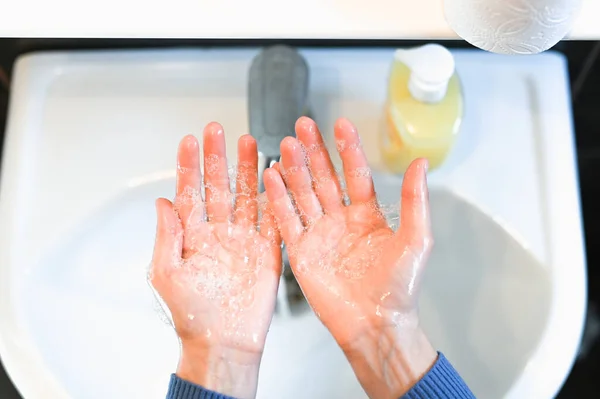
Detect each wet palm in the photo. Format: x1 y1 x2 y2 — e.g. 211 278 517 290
264 117 433 349
150 123 282 353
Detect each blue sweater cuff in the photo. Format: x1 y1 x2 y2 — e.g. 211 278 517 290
166 374 235 399
167 352 475 399
402 352 476 399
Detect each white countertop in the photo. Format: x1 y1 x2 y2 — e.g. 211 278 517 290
1 0 598 40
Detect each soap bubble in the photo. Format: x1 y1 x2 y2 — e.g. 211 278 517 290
151 145 404 329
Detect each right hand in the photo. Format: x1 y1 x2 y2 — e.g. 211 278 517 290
150 124 282 399
263 117 437 398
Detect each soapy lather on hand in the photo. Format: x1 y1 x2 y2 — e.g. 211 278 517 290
151 117 475 399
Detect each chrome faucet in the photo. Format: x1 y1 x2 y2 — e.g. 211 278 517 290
248 45 310 315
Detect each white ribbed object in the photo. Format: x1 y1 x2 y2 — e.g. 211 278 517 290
444 0 583 55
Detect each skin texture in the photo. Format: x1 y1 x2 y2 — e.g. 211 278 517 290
264 117 438 398
151 117 438 399
150 123 282 399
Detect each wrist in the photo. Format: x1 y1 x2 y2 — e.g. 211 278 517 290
177 340 262 399
342 325 437 399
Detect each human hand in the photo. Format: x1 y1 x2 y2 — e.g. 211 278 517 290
150 123 282 399
263 117 437 398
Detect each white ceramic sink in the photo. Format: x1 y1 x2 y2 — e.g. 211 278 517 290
0 48 586 399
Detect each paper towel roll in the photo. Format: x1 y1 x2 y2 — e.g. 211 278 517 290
444 0 583 55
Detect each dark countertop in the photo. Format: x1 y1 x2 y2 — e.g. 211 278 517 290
0 39 599 398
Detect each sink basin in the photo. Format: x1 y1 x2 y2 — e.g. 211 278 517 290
0 48 586 399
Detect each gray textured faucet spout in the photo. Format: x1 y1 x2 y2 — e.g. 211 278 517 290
248 45 310 315
248 45 310 191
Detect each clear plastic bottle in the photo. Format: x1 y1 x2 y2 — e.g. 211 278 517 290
381 44 464 174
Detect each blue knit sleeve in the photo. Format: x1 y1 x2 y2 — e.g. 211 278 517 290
166 374 235 399
167 352 475 399
402 352 476 399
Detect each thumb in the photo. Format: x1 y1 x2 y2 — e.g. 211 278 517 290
150 198 183 285
396 158 433 253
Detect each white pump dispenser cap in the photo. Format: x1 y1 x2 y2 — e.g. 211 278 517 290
394 44 455 104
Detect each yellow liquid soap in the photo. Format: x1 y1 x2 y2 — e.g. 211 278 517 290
381 44 464 174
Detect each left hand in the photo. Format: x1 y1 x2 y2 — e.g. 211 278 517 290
150 123 282 399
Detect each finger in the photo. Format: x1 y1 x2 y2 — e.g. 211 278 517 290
175 135 203 228
271 161 296 212
151 198 183 286
334 118 376 204
295 117 344 214
203 122 232 223
397 158 433 252
234 135 259 227
280 137 323 226
273 162 301 229
259 165 282 244
264 167 304 245
259 199 282 246
272 161 282 174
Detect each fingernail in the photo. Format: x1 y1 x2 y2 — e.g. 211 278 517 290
286 136 299 151
213 127 224 136
206 122 224 136
184 135 198 150
297 116 317 134
336 118 357 135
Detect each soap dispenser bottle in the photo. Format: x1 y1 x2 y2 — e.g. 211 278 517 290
381 44 463 173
